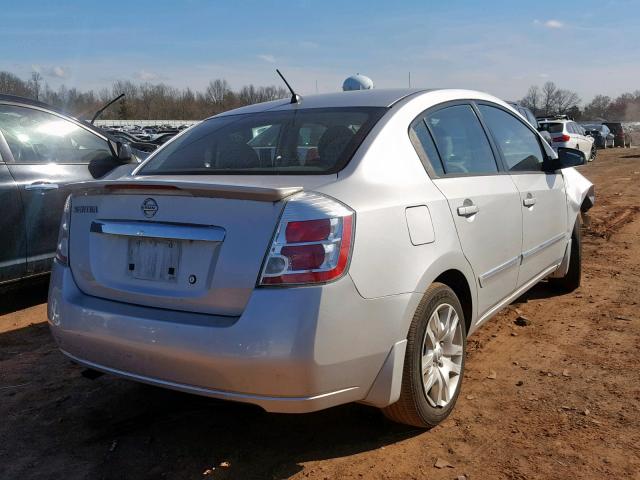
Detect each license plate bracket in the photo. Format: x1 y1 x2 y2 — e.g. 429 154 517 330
127 237 181 282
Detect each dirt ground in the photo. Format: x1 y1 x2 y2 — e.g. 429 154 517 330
1 147 639 480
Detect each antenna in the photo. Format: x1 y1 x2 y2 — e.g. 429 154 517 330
91 93 125 125
276 69 301 104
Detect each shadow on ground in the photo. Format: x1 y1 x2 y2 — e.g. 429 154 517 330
0 275 49 315
0 320 423 480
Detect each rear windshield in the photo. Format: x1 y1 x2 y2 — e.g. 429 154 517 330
139 107 386 175
538 122 564 133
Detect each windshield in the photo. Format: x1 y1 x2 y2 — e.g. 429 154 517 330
538 122 564 133
139 107 386 175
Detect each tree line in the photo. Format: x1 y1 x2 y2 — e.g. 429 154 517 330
0 71 289 120
520 81 640 121
1 71 639 121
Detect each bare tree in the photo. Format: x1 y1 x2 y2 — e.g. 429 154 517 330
520 85 541 114
554 88 581 115
29 71 43 100
583 95 611 120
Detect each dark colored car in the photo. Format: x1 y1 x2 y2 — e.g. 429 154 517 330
603 122 632 148
0 94 137 286
581 124 614 149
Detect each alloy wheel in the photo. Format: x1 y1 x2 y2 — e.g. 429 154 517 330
420 303 464 408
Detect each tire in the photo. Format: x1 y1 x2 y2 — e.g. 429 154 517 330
383 283 466 428
549 217 581 292
589 145 597 161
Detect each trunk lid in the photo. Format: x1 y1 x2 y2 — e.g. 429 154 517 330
68 175 333 315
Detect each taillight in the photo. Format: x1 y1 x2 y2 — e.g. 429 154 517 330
55 196 71 266
259 192 354 286
553 134 571 142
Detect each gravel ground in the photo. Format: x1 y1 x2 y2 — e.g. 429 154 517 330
1 147 639 480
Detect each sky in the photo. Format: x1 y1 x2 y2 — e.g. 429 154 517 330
1 0 639 104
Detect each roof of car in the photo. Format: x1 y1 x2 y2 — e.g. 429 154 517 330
0 93 64 112
214 88 435 117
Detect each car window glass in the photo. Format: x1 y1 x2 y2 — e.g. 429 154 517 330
0 105 111 164
425 105 498 175
478 105 545 172
140 108 383 174
539 122 564 133
409 117 445 175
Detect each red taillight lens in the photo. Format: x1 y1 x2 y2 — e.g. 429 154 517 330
553 134 571 142
285 219 331 242
281 244 326 270
259 192 354 286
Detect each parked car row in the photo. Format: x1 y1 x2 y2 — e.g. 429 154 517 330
538 116 597 161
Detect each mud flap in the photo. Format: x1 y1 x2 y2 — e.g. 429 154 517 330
359 339 407 408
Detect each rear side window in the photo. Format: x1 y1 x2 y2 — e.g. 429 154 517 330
425 105 498 175
409 118 445 176
478 105 545 172
139 107 385 175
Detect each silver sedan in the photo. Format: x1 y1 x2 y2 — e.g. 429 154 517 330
48 88 593 428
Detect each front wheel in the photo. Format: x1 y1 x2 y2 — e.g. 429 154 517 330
549 217 582 292
589 145 597 161
383 283 466 428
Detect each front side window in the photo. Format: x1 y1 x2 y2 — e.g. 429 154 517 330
0 105 111 164
425 104 498 175
139 107 385 175
478 105 545 172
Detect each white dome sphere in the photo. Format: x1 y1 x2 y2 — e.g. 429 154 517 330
342 74 374 91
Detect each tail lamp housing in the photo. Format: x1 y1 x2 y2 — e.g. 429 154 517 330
55 195 71 266
259 192 354 286
554 134 571 142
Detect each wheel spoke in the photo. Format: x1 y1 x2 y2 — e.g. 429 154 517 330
426 317 438 348
441 356 461 375
442 342 463 357
422 351 434 374
438 368 450 405
423 367 438 394
442 312 459 343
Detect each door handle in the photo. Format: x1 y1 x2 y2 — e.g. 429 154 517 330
25 182 59 191
457 204 479 217
523 194 536 207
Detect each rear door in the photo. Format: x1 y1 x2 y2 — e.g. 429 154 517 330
417 103 522 317
0 139 25 283
477 103 567 287
0 103 115 274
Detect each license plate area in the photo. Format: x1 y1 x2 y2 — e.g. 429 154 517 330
127 237 181 282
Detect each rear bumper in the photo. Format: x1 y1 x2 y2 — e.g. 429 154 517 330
48 262 419 413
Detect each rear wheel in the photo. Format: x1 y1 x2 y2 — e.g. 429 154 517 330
383 283 466 428
549 217 581 292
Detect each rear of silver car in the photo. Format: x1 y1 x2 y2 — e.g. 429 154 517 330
48 104 415 412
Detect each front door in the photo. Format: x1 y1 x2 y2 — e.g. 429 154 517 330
0 104 114 274
0 154 25 283
422 103 522 317
477 104 568 287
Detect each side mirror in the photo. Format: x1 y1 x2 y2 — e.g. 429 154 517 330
545 147 586 171
117 142 133 162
